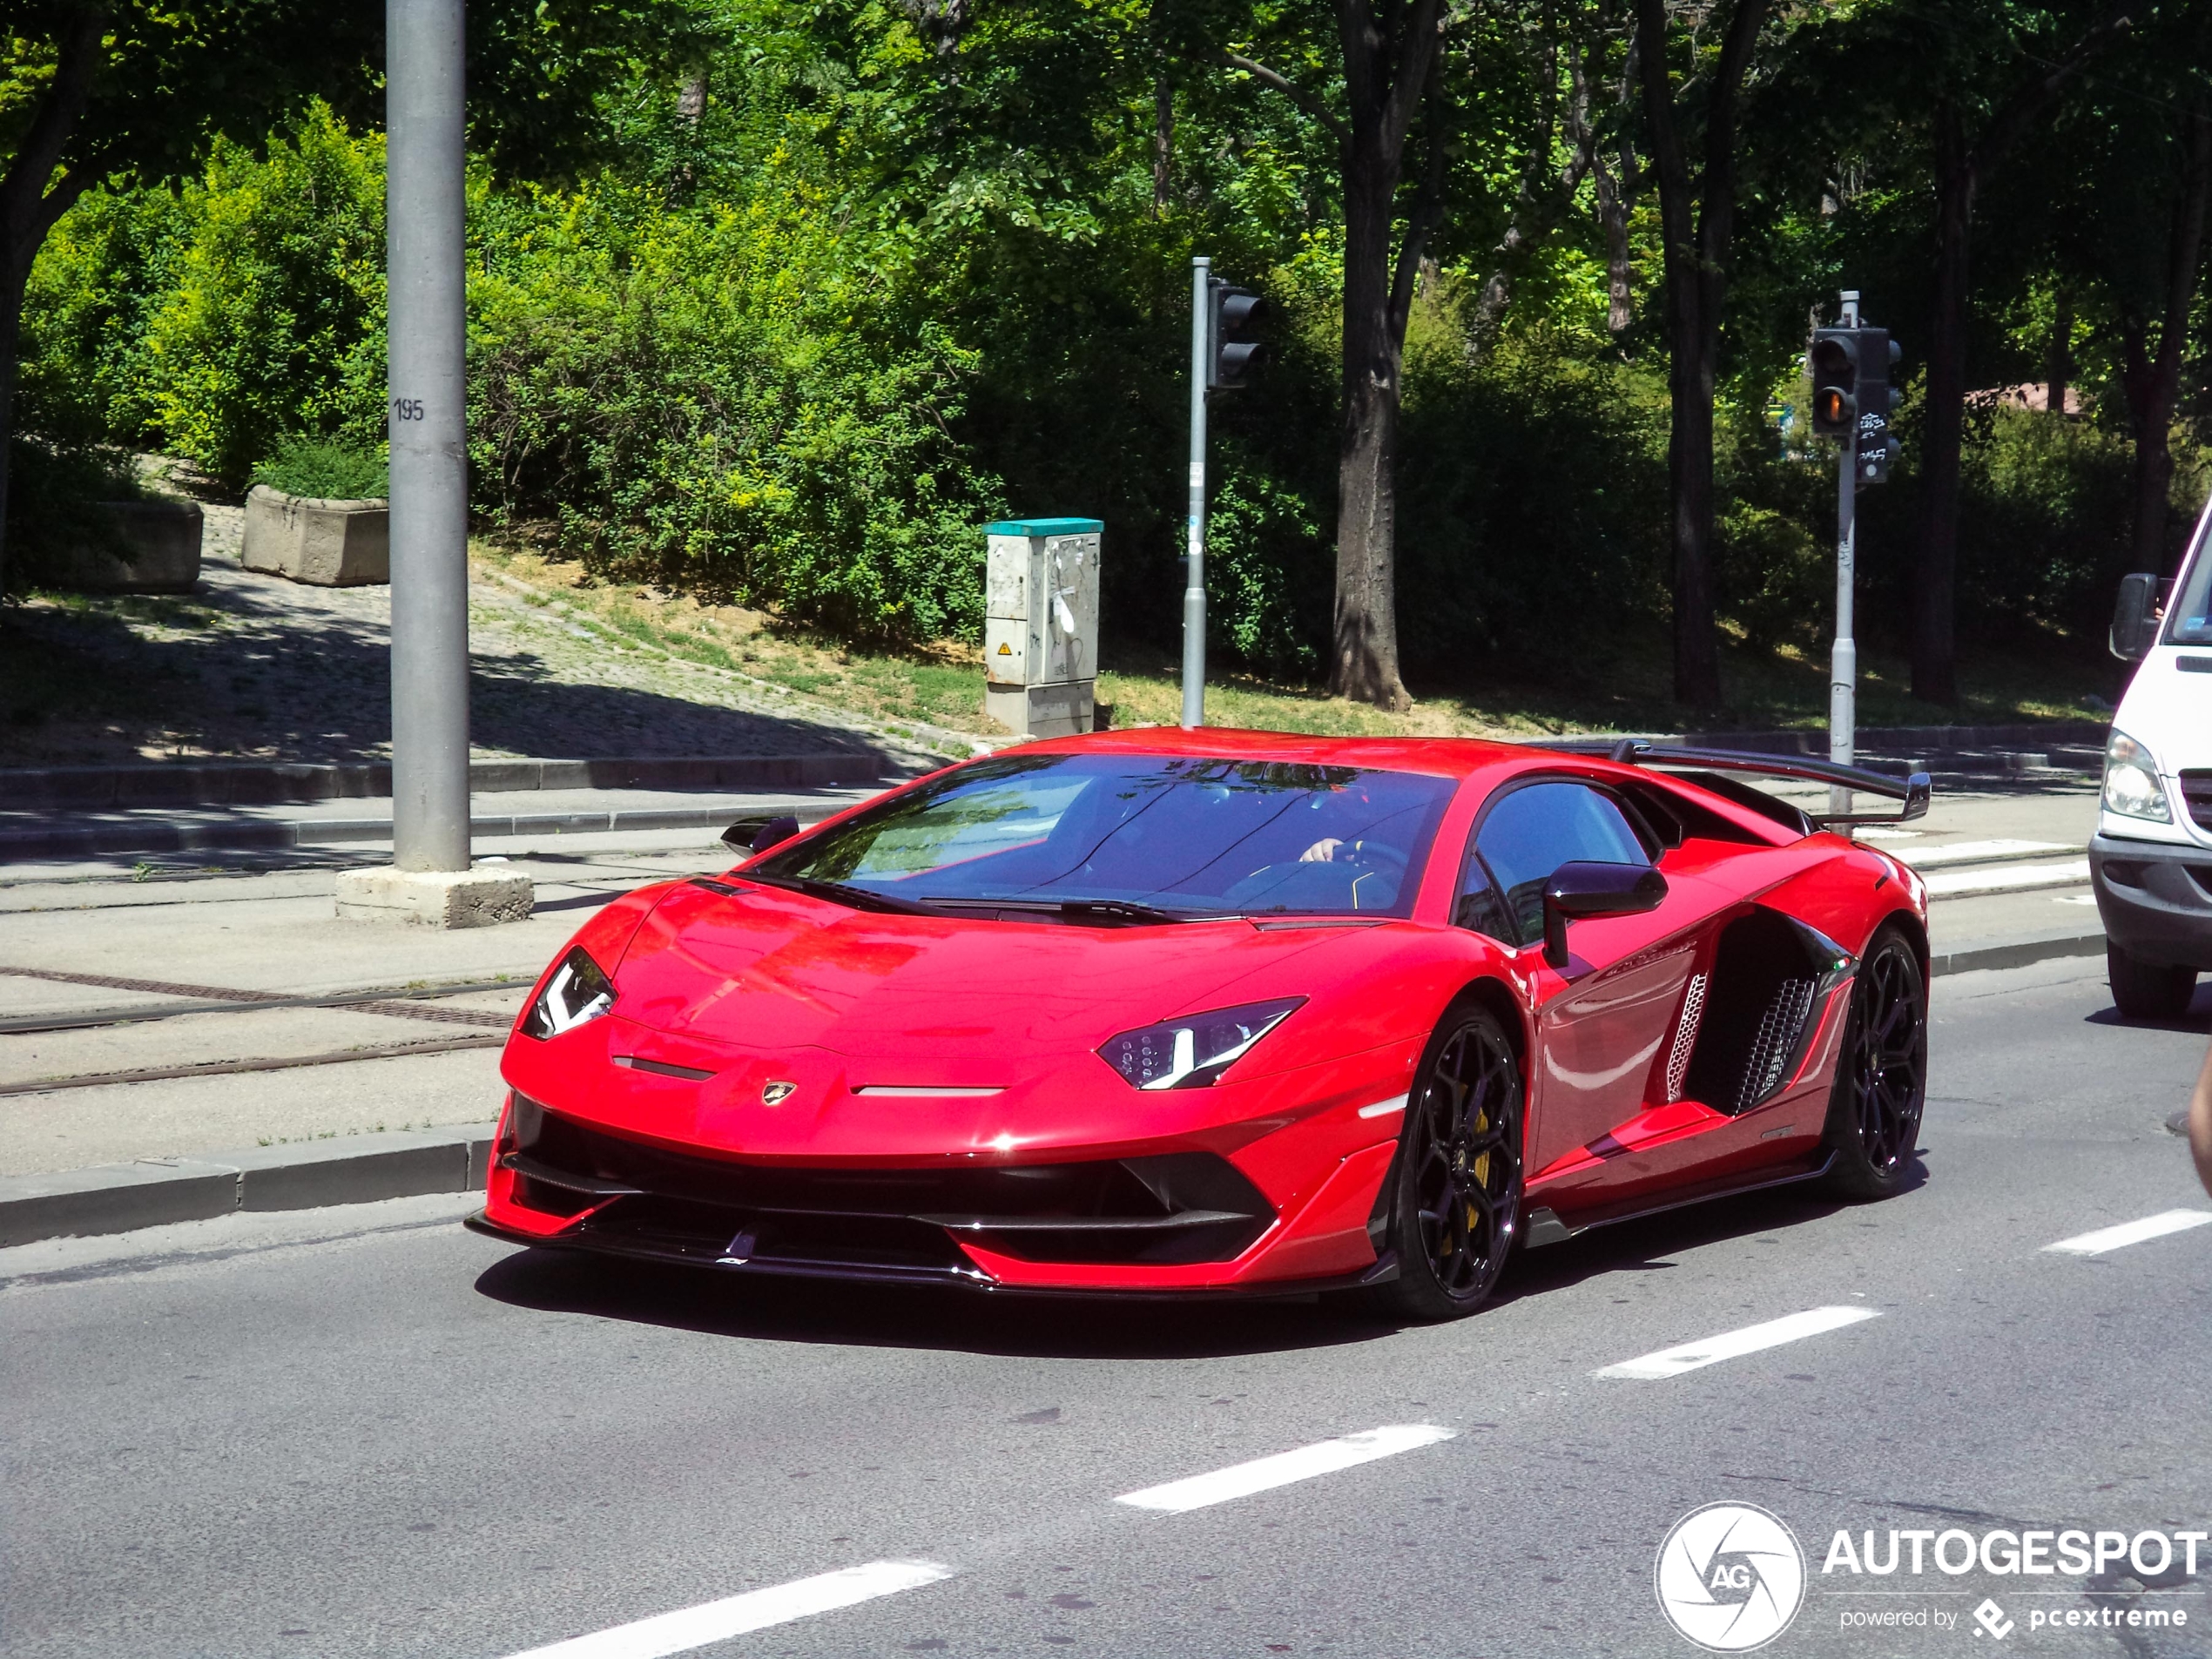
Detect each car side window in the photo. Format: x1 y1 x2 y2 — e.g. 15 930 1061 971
1468 780 1652 947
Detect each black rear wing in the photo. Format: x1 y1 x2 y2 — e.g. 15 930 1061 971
1534 739 1932 830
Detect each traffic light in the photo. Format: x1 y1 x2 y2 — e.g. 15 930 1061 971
1810 328 1859 436
1207 280 1265 390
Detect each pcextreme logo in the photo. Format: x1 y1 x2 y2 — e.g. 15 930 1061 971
1656 1502 1808 1652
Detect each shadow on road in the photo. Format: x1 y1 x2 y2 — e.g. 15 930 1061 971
471 1153 1925 1356
471 1246 1393 1360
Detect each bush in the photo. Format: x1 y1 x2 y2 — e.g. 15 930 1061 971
469 181 1002 641
136 104 388 488
252 436 388 500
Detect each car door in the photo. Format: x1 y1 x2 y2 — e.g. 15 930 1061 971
1457 778 1723 1201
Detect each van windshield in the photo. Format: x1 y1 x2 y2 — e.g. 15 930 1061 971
752 753 1457 918
2169 527 2212 644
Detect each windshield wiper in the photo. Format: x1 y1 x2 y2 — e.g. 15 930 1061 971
937 897 1234 925
736 872 942 916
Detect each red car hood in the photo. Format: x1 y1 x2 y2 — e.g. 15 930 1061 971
610 877 1343 1069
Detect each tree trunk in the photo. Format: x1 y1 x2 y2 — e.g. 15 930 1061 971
1910 3 2133 702
1332 147 1412 708
1153 75 1174 213
1325 0 1442 710
1593 146 1635 334
2047 287 2071 414
0 7 103 601
0 259 23 600
1914 104 1972 705
1633 0 1758 709
2120 108 2210 576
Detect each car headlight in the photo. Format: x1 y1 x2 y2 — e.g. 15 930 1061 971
1098 997 1304 1090
2101 730 2171 822
522 947 617 1039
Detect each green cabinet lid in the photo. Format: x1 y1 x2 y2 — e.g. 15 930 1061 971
984 517 1103 536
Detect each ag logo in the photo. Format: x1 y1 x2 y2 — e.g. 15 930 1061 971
1655 1502 1805 1652
761 1080 797 1105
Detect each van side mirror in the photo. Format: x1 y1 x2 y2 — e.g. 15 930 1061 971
2110 573 2166 661
1542 861 1669 968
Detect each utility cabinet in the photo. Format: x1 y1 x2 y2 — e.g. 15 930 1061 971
983 516 1101 738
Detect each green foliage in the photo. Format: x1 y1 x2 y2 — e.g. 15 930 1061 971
252 436 388 501
132 105 388 489
468 179 1001 639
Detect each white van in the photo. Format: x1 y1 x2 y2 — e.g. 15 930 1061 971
2095 491 2212 1018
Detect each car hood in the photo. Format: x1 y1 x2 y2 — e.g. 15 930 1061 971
608 877 1347 1068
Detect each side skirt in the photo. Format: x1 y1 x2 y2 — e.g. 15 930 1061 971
1522 1151 1837 1249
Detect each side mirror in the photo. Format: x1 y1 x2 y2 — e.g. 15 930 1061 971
2110 573 2165 661
720 813 800 854
1542 861 1668 968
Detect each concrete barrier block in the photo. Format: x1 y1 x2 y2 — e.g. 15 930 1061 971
41 500 203 594
335 863 535 927
240 485 390 585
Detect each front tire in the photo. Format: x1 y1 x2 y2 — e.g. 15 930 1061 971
1822 926 1927 1200
2107 941 2199 1022
1366 1004 1525 1322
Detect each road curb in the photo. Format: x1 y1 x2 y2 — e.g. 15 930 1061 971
0 1124 496 1249
0 751 892 812
1930 931 2105 977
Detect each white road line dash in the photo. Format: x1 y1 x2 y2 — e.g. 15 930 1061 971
1595 1305 1881 1380
2044 1210 2212 1258
500 1561 956 1659
1116 1424 1454 1513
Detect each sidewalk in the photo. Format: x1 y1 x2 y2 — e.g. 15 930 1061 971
0 777 897 866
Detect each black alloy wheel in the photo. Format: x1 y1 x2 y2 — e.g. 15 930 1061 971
1368 1004 1525 1321
1822 926 1927 1200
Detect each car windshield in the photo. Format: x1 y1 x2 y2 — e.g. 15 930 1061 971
753 753 1457 918
2167 519 2212 644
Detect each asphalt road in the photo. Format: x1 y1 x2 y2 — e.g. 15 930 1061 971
4 956 2209 1659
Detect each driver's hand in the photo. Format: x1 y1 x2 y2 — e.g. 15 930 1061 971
1300 838 1345 863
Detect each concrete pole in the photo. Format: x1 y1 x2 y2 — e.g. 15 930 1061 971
1182 257 1210 730
387 0 472 872
1829 290 1860 822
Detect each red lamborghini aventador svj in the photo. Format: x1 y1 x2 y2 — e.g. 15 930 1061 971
469 729 1932 1320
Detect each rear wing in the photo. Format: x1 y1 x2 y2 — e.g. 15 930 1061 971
1534 739 1932 832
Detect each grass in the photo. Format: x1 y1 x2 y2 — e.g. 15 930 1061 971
477 536 2121 743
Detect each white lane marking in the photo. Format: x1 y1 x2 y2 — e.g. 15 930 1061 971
1115 1424 1454 1513
1595 1306 1881 1380
1897 838 2070 869
501 1561 956 1659
1357 1093 1408 1119
1921 859 2090 898
2044 1210 2212 1257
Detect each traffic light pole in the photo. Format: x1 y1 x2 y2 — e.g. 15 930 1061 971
1182 256 1209 729
1828 290 1860 820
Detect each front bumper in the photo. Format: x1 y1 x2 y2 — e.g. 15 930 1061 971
475 1093 1402 1297
2088 833 2212 970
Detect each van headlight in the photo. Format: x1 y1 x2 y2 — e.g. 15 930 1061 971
2101 730 2171 822
523 948 617 1038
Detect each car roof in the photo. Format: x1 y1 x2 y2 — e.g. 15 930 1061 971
1003 726 1546 780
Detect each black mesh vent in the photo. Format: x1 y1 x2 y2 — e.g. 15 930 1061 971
2181 771 2212 833
504 1096 1274 1271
